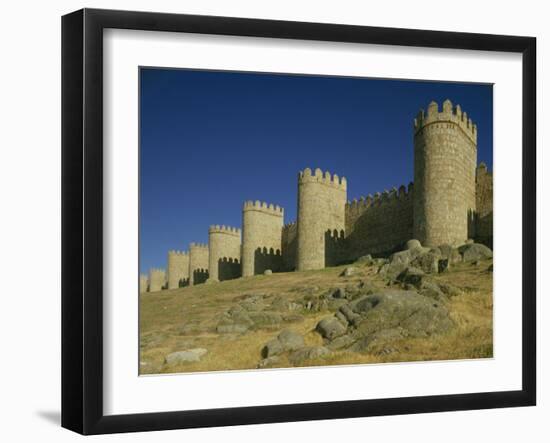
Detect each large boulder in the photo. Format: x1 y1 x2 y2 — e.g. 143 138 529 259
378 261 408 281
289 346 331 365
410 251 440 274
257 356 281 368
458 243 493 262
277 329 305 351
405 239 422 250
261 338 284 358
261 329 305 358
316 317 347 340
438 244 462 264
350 291 453 339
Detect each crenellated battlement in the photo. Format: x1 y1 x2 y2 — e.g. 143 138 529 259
149 267 165 273
298 168 347 191
189 242 209 249
346 182 413 213
414 99 477 145
243 200 284 217
208 225 241 236
168 249 188 256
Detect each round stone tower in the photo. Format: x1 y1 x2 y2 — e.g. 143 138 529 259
188 243 209 286
241 201 284 277
208 225 241 281
297 168 347 271
413 99 477 247
148 268 166 292
167 250 189 289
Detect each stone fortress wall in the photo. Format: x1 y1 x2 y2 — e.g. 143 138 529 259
167 250 189 289
241 201 284 276
208 225 241 282
344 184 415 260
188 243 209 286
141 100 493 293
139 274 148 293
148 268 166 293
475 162 493 248
297 169 347 271
281 221 298 271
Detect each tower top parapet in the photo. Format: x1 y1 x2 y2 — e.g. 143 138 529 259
242 200 284 217
208 225 242 236
168 250 188 256
189 242 209 249
414 99 477 144
298 167 347 191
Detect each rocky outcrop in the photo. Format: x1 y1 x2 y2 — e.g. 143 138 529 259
314 290 453 353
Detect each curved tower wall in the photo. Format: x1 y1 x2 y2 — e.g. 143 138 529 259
241 201 284 277
297 168 347 271
188 243 209 285
208 226 242 281
413 99 477 247
139 274 148 293
148 268 166 292
167 250 189 289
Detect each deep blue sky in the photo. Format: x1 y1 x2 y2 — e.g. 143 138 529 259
140 68 493 273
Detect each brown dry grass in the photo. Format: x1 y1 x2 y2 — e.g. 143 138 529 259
139 259 493 375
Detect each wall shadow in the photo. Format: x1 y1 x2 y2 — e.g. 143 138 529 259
325 229 348 266
218 257 241 281
192 268 209 285
254 247 283 274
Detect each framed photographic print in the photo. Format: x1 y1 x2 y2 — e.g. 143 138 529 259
61 8 536 435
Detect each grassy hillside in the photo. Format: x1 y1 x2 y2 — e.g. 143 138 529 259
139 258 493 375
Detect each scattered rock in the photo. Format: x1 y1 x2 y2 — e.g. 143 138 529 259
327 334 356 350
316 317 347 340
257 356 281 368
438 244 462 264
165 348 208 365
289 346 331 365
261 329 305 358
418 281 447 301
261 338 285 358
355 254 373 263
410 251 440 274
341 267 355 277
406 239 422 250
332 287 346 299
396 266 425 286
389 249 412 266
378 261 408 281
264 269 273 275
278 329 305 351
458 243 493 262
438 258 451 273
316 290 453 352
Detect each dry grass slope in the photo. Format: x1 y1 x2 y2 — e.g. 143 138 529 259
140 259 493 374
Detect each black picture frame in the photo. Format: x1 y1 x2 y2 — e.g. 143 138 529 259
61 8 536 435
